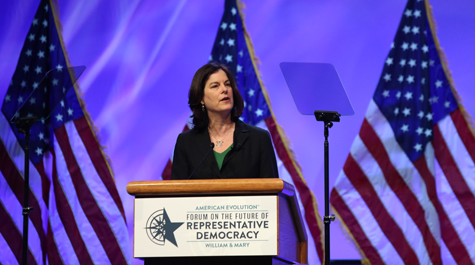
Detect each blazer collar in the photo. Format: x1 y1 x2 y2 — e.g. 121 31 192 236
234 119 250 148
192 128 221 177
222 119 250 167
194 127 212 156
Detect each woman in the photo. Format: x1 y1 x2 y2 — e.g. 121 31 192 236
171 62 279 179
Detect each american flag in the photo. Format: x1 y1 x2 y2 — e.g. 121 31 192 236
0 0 130 264
330 0 475 264
161 0 325 263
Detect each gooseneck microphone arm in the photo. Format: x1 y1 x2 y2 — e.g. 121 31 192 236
187 143 215 179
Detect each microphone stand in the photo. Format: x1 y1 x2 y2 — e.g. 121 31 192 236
16 116 37 265
188 143 215 179
314 110 340 265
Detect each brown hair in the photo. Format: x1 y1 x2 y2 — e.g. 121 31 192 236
188 62 244 131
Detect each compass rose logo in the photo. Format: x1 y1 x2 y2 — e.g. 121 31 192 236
145 208 184 247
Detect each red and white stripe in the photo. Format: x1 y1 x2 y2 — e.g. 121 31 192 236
331 100 475 264
0 113 131 264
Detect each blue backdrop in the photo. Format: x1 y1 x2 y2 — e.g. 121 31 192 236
1 1 474 263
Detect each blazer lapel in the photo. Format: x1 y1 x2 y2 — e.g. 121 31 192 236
193 129 221 177
222 120 249 167
194 129 212 156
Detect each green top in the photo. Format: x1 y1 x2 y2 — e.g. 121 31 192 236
214 144 233 170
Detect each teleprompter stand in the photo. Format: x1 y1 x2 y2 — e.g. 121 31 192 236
8 66 85 265
315 110 339 265
15 116 37 265
280 62 354 265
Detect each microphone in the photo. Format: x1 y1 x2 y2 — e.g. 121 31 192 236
188 143 215 179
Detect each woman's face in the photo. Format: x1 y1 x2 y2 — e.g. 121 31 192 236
201 69 234 116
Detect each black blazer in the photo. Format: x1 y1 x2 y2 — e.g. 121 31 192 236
171 120 279 179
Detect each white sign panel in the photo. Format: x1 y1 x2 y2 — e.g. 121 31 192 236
134 195 278 257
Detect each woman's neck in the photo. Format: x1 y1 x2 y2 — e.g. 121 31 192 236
208 114 233 134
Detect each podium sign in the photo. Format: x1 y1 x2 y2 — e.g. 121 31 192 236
134 195 278 258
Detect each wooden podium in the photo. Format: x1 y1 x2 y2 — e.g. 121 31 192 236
127 178 307 265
